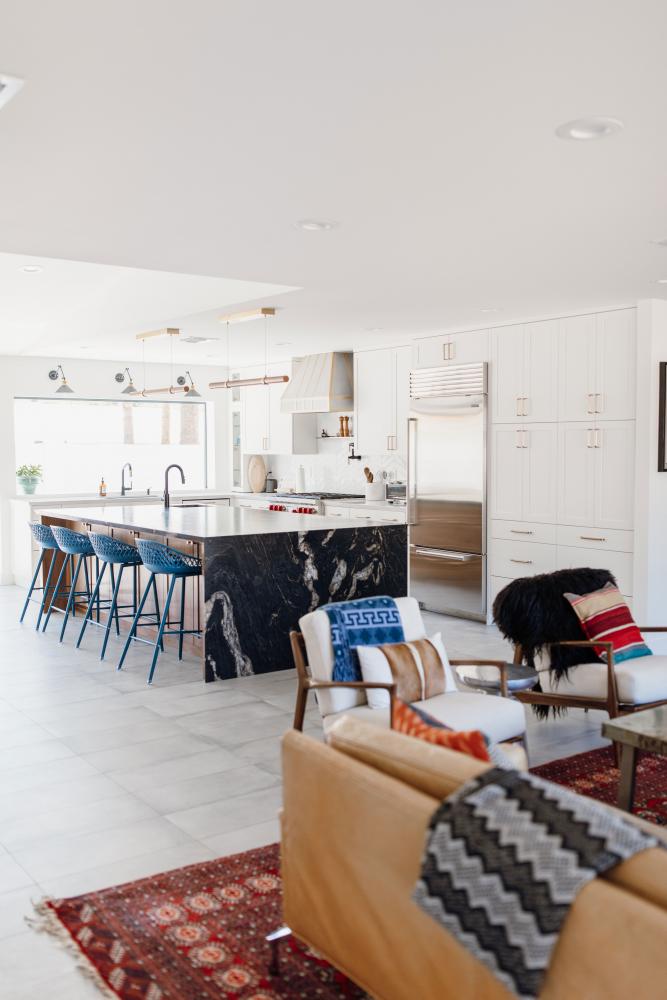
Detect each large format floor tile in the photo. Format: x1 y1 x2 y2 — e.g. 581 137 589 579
0 584 610 998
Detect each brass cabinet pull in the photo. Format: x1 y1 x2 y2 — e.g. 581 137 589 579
510 529 534 534
521 397 528 417
522 429 528 448
580 535 606 542
595 427 601 448
586 428 594 448
515 429 522 449
587 393 595 414
516 397 522 416
510 558 533 564
595 392 603 414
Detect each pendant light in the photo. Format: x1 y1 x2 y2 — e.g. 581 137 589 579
48 365 74 394
208 309 288 390
135 328 191 396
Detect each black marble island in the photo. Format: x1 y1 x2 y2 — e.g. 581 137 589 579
39 504 407 682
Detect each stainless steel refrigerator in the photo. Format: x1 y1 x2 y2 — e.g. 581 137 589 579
407 362 487 620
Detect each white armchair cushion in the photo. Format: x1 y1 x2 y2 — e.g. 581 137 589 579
323 691 526 743
539 654 667 704
299 596 427 717
357 632 457 710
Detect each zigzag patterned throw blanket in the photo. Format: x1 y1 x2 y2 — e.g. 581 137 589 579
414 766 657 999
323 596 404 682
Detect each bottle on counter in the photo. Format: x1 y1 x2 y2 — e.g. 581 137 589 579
99 476 107 497
296 464 306 492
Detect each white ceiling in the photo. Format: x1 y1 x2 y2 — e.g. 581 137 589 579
1 0 667 367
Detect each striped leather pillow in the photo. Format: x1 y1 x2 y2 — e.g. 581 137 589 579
564 583 652 664
391 698 491 762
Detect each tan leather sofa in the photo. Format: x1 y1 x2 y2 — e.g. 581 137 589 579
281 717 667 1000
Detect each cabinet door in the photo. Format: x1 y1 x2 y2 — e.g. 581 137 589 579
393 345 411 455
414 329 489 367
523 423 558 523
524 320 558 422
595 309 636 421
558 422 596 525
491 425 525 521
595 421 635 530
491 326 525 423
558 314 596 421
354 349 393 454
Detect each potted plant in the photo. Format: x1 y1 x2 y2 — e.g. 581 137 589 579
16 464 43 495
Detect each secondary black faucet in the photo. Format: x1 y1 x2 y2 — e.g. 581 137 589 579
121 462 133 497
164 464 185 507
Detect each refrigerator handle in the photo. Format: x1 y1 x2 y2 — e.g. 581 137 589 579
407 417 418 525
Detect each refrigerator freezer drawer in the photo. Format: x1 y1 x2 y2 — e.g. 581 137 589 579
410 545 486 621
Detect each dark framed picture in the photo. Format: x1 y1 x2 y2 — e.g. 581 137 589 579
659 362 667 471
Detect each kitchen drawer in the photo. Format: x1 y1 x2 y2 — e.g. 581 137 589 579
556 524 633 553
490 520 557 545
350 508 406 524
492 539 557 579
323 505 352 518
556 545 633 595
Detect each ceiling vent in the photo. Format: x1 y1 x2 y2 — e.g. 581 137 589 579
0 74 24 111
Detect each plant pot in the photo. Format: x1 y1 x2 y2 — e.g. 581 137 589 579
18 477 40 495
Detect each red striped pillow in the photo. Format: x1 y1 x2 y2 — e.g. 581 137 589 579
391 698 491 761
564 583 652 663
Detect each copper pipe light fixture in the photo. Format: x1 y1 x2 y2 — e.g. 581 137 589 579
208 308 288 390
48 365 74 394
134 328 191 396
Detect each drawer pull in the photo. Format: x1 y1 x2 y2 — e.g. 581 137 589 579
510 558 533 564
510 529 534 535
580 535 606 542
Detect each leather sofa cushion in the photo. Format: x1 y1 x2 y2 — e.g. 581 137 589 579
538 655 667 703
300 596 427 717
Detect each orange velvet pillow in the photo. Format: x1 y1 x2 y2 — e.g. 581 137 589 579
391 698 491 762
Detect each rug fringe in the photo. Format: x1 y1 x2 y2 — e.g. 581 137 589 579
28 898 120 1000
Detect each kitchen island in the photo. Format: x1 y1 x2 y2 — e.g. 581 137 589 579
39 504 407 681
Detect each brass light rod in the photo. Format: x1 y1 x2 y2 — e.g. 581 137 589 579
217 307 276 325
208 374 289 390
140 385 191 397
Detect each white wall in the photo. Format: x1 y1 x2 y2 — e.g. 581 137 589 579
0 355 230 583
633 300 667 624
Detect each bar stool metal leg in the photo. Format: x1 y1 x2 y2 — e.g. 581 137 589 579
41 553 71 632
58 553 85 642
148 575 177 685
117 573 156 671
100 564 125 660
77 562 108 648
178 577 187 660
19 550 45 623
35 551 59 632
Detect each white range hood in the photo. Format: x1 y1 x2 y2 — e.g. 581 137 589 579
280 352 353 413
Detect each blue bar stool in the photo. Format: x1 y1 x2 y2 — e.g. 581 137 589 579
41 527 96 641
117 539 201 685
20 523 62 631
76 534 158 660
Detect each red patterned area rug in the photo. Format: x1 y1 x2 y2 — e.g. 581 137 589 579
531 746 667 825
34 843 365 1000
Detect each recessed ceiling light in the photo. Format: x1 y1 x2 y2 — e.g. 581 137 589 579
652 239 667 248
365 327 383 333
555 116 623 141
656 279 667 285
275 341 293 347
294 219 339 232
480 308 500 314
0 74 24 111
20 264 43 274
181 335 216 344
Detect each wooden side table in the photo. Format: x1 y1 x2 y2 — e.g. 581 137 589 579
602 706 667 811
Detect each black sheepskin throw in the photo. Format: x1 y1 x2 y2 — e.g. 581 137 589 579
492 567 616 717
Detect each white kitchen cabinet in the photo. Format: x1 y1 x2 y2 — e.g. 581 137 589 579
558 309 635 422
491 423 557 523
558 419 634 530
354 345 411 456
491 321 558 423
242 364 316 456
413 328 489 368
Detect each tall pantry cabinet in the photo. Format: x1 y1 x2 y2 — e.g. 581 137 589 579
489 308 636 609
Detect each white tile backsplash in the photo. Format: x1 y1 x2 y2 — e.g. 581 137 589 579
267 451 406 494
